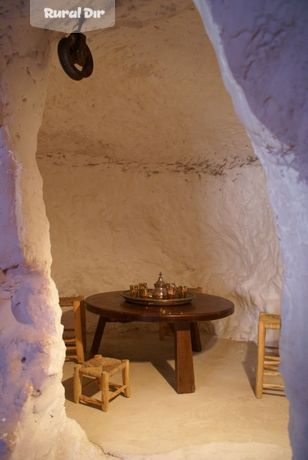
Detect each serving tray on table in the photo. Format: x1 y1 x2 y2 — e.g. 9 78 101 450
122 291 194 306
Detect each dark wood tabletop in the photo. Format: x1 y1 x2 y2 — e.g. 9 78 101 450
85 290 234 322
85 290 234 394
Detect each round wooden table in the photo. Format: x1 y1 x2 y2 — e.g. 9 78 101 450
85 291 234 394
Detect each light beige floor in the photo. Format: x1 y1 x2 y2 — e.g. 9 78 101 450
63 325 291 459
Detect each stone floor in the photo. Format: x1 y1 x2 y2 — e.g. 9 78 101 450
62 325 291 459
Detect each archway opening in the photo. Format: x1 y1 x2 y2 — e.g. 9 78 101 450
2 0 307 458
37 0 287 457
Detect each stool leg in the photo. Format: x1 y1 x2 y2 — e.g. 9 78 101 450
256 317 265 398
101 371 109 412
73 364 82 403
122 359 131 398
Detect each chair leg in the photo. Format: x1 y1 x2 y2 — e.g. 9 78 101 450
101 371 109 412
73 300 85 363
80 300 87 357
256 318 265 398
73 364 82 403
122 359 131 398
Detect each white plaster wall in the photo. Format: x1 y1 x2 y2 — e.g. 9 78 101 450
0 2 106 459
37 0 282 342
193 0 308 457
1 0 306 459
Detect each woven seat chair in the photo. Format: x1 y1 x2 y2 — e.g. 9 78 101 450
255 312 285 398
74 354 131 411
60 296 86 363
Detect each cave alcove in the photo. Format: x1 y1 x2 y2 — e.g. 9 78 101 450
37 0 281 344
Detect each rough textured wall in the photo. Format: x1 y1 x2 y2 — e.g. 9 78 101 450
37 0 281 342
193 0 308 458
0 2 106 459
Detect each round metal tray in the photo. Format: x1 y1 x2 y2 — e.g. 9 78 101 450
122 291 194 306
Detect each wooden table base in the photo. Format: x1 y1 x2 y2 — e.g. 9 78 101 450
174 322 195 393
190 321 202 352
89 318 200 393
90 317 106 357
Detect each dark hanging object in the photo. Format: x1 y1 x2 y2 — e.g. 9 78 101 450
58 33 94 81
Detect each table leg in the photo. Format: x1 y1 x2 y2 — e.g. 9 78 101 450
90 317 106 357
174 322 195 393
190 321 202 352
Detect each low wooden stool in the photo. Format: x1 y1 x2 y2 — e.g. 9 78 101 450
74 354 131 411
255 312 284 398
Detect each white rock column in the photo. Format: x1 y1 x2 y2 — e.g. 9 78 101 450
194 1 308 458
0 2 106 459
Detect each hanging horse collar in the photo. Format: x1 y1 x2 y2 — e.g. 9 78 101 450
58 33 94 81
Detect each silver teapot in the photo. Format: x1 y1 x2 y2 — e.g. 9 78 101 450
152 272 167 299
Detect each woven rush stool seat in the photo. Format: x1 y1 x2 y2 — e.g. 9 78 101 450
74 354 131 411
255 312 285 398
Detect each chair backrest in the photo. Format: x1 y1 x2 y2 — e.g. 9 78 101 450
188 287 203 294
60 295 85 363
60 295 84 307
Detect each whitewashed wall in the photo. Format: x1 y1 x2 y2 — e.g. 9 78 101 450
1 0 307 459
0 2 106 458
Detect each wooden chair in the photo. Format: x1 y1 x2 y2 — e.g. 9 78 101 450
73 354 131 412
255 312 285 398
60 296 86 363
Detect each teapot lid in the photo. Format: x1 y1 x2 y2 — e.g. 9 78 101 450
154 272 166 288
